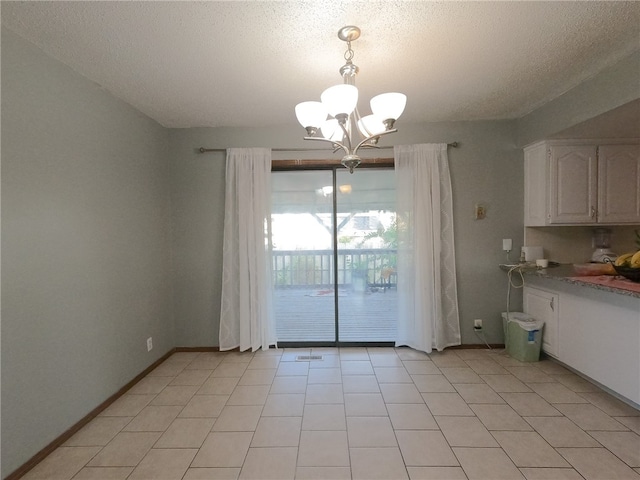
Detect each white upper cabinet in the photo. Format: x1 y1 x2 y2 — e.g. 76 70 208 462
524 140 640 226
524 142 548 226
550 145 598 224
597 145 640 223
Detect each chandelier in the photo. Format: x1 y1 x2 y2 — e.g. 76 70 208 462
294 26 406 173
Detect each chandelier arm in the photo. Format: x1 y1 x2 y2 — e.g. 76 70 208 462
352 106 375 140
338 122 353 152
303 136 350 156
353 129 397 156
353 107 364 132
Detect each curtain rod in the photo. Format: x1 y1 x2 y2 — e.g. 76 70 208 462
198 142 458 154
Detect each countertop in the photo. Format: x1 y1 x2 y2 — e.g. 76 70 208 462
500 263 640 299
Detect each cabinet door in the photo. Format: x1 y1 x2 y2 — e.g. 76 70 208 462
597 145 640 223
549 146 597 224
559 289 640 405
524 143 548 226
523 286 559 358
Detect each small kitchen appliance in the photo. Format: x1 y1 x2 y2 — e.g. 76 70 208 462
591 228 617 263
521 246 543 262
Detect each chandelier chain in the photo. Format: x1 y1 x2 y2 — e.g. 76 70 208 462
343 41 355 63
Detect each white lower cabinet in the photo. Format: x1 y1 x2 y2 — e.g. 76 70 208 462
558 289 639 406
523 286 559 358
524 280 640 406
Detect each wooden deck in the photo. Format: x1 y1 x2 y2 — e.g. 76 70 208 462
273 287 397 342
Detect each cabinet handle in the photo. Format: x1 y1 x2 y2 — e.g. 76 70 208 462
590 206 596 218
550 297 554 311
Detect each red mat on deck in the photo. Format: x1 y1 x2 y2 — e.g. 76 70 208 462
568 275 640 294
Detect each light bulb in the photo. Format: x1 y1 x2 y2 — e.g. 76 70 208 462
321 84 358 117
357 115 386 137
370 92 406 122
295 101 328 129
321 119 343 142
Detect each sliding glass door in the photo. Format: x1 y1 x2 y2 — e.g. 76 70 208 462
271 168 396 344
335 169 397 342
271 171 336 342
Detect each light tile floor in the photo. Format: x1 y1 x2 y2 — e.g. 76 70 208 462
22 347 640 480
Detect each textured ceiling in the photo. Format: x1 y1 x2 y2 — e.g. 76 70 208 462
2 1 639 128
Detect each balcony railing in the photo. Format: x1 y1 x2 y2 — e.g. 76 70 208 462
272 248 397 289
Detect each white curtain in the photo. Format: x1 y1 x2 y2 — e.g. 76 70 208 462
394 144 461 353
219 148 277 351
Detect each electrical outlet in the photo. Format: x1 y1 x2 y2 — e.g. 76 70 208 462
146 337 153 352
474 204 486 220
502 238 512 252
473 319 483 329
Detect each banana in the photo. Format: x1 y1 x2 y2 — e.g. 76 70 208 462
615 252 634 266
631 250 640 268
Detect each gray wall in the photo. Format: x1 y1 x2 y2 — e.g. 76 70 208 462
169 120 523 347
1 29 174 477
517 50 640 147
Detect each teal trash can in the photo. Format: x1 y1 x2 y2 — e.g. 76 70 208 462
501 312 544 362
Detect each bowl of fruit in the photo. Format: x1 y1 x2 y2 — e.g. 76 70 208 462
611 230 640 282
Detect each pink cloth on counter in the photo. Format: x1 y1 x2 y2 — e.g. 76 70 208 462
569 275 640 293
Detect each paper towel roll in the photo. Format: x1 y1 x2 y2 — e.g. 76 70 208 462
522 246 544 261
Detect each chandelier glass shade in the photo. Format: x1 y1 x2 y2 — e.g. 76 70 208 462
295 26 406 173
